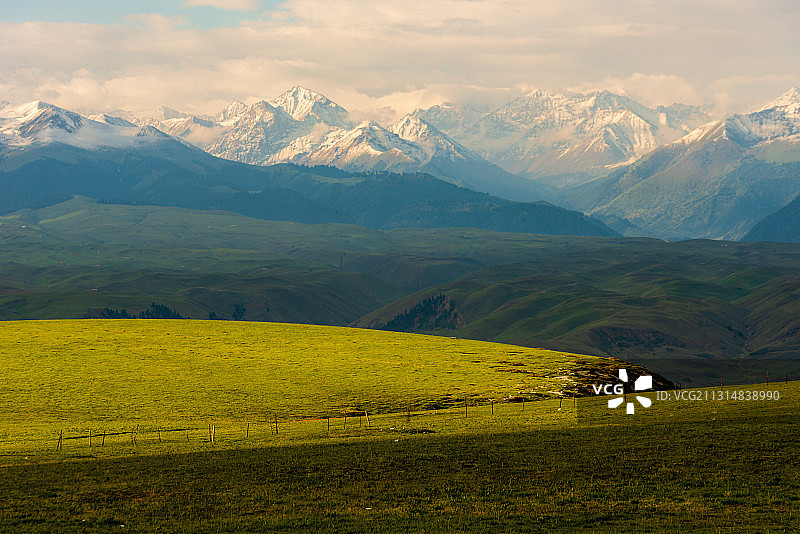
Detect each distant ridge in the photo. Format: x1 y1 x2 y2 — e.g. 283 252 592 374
0 121 617 237
744 193 800 243
566 88 800 239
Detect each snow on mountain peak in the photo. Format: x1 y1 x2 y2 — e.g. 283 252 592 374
354 119 383 131
7 100 57 120
89 114 137 127
524 88 559 99
143 106 190 122
0 100 180 150
269 86 348 124
214 101 248 123
756 87 800 113
249 100 281 116
4 101 85 139
389 114 434 141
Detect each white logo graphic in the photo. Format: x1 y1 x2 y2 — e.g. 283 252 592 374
608 369 653 414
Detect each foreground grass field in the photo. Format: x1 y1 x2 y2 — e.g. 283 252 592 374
0 319 630 461
1 320 798 532
2 383 799 532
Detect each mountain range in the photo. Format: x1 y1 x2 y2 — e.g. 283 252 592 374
112 85 800 242
415 90 711 188
0 99 616 237
4 86 800 242
115 86 550 202
571 88 800 239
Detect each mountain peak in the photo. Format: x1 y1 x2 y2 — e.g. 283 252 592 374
523 88 563 101
390 114 436 141
89 114 136 127
355 119 382 130
11 100 57 119
756 87 800 112
525 88 550 96
269 86 347 123
215 101 248 123
7 101 86 139
144 106 189 121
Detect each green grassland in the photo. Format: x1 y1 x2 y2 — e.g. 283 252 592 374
0 320 798 532
5 198 800 386
0 319 640 460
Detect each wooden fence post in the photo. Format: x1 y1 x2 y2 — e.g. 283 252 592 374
491 400 494 415
247 422 250 439
102 430 106 447
365 411 370 427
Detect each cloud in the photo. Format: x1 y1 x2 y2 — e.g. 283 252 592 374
182 0 260 11
1 0 798 118
567 74 702 108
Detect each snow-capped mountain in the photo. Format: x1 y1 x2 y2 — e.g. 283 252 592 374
269 85 350 127
0 100 174 149
88 114 137 128
572 87 800 240
416 89 711 188
648 87 800 168
130 87 349 165
410 102 489 139
204 99 311 165
268 119 423 171
125 87 549 201
6 86 799 241
0 107 618 238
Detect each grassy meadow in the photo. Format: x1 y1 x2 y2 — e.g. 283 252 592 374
0 319 620 460
1 319 799 532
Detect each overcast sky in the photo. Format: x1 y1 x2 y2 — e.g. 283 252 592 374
2 0 799 120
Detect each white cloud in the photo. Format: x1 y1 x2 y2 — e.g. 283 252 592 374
182 0 260 11
567 74 702 108
1 0 798 118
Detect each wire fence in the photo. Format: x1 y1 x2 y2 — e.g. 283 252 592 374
38 396 578 454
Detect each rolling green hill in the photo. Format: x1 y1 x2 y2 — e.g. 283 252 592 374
4 199 800 385
0 319 797 532
357 240 800 386
0 319 660 453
